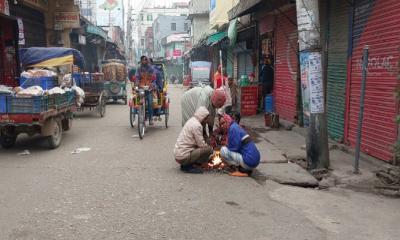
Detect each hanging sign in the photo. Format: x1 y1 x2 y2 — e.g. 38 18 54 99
17 18 25 45
79 35 86 45
173 49 182 57
0 0 10 15
54 12 80 29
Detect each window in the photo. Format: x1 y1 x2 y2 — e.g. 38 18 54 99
147 14 153 21
184 23 188 32
181 14 187 17
171 23 176 31
141 39 145 47
140 14 144 21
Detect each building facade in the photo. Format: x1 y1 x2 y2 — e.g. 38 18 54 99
188 0 210 46
153 15 190 58
133 2 189 59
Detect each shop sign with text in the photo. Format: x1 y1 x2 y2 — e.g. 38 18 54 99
55 12 80 29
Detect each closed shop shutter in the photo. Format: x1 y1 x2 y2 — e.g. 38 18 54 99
9 4 46 47
274 7 298 122
346 0 400 161
237 52 254 78
326 0 350 141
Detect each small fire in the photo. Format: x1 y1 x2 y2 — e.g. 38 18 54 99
208 151 225 170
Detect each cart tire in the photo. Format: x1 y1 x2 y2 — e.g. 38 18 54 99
138 104 145 139
47 119 63 149
164 108 169 129
130 107 136 128
0 134 16 149
99 92 107 118
62 119 72 131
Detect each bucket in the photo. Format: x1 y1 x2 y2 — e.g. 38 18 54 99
264 94 274 113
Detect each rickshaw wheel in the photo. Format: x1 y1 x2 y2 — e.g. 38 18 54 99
99 91 107 118
164 108 169 128
138 103 146 139
0 133 17 149
130 107 136 128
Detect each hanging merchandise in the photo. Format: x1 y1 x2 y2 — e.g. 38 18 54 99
228 19 238 47
345 0 400 162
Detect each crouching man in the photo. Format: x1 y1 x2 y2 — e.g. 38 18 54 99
219 114 260 175
174 107 213 174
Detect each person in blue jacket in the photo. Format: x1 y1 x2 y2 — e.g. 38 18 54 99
219 114 260 174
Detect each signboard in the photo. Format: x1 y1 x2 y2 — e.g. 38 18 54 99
173 49 182 57
79 35 86 45
54 12 80 29
86 25 108 39
241 86 258 116
0 0 10 15
17 18 25 45
23 0 48 10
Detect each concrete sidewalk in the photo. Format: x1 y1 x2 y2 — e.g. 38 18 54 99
242 114 398 195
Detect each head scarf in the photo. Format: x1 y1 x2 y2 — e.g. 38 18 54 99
194 106 210 122
222 114 233 128
211 88 226 108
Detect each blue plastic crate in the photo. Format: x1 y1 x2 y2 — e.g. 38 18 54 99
20 76 58 90
7 96 49 114
0 95 8 113
73 73 92 87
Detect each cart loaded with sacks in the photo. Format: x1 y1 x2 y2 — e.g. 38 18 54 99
0 47 85 149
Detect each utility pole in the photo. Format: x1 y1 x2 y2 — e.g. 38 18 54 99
296 0 329 169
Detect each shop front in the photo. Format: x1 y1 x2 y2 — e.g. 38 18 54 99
0 13 20 86
274 6 299 123
9 1 46 47
345 0 400 162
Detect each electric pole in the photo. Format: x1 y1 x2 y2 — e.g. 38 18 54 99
296 0 329 169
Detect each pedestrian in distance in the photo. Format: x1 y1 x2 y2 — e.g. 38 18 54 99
181 85 226 134
219 114 260 176
174 107 214 174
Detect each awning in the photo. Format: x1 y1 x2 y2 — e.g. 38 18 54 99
206 31 227 46
228 0 283 20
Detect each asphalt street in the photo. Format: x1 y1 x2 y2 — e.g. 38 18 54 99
0 85 399 240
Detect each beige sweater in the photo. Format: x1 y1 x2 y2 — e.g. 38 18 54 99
174 107 209 160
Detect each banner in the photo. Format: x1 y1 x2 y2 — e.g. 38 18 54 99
17 18 25 45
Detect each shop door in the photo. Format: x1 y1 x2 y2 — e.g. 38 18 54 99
274 8 298 122
345 0 400 161
10 4 46 47
237 52 254 79
326 0 351 141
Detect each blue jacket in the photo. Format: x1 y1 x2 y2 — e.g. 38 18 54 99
227 123 260 168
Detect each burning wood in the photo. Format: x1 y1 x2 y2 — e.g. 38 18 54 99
207 151 225 170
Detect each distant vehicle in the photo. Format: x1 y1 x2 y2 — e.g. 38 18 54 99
190 61 212 87
101 59 128 104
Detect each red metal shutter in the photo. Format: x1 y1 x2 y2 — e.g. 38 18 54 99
345 0 400 161
274 8 298 122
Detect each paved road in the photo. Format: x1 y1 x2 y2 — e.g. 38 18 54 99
0 86 399 240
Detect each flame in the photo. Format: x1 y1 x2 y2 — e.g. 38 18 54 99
208 151 225 170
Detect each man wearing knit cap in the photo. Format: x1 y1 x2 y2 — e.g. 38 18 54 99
181 85 226 133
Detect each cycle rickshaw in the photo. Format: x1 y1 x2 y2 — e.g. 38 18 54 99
129 61 169 139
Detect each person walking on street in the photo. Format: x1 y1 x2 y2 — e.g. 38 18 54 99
219 114 260 175
135 56 156 125
174 107 213 174
181 85 226 133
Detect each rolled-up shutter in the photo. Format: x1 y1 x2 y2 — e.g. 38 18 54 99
274 7 298 122
346 0 400 162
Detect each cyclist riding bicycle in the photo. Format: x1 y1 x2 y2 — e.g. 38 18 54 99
133 56 157 125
